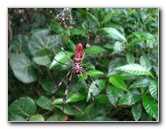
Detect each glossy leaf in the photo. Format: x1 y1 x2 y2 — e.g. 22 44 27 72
115 63 154 77
8 97 37 117
142 95 158 120
8 115 26 121
86 45 106 54
118 93 140 105
66 93 86 103
10 53 37 83
29 114 45 121
140 55 152 70
109 74 128 92
113 41 126 53
102 12 112 24
132 104 142 121
33 49 54 67
149 80 158 100
106 86 124 106
130 78 151 88
36 96 52 111
29 29 56 56
49 51 73 69
87 70 105 77
102 27 126 42
126 53 135 64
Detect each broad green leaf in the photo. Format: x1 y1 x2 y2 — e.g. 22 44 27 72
109 74 128 92
149 80 158 100
88 12 99 23
113 41 126 53
142 95 158 120
87 70 105 77
47 111 66 121
107 57 127 76
39 75 56 93
102 12 112 24
36 96 52 111
33 49 54 67
95 94 109 104
126 53 135 64
140 55 152 70
87 80 106 102
66 93 86 103
92 116 111 121
9 97 37 117
52 98 63 105
106 86 124 106
8 115 26 121
55 105 80 116
132 104 142 121
115 63 153 77
118 93 140 105
130 78 151 88
102 27 126 42
29 29 56 56
29 114 45 121
133 31 155 41
10 35 29 55
86 45 106 54
10 53 37 83
67 28 86 36
49 51 73 69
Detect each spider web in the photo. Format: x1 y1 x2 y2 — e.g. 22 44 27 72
8 8 131 121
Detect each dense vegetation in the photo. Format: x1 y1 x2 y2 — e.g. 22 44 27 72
8 8 158 121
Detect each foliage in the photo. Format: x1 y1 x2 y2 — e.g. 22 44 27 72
8 8 158 121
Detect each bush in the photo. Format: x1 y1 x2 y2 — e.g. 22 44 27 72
8 8 158 121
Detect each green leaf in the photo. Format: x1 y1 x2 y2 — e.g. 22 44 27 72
36 96 52 111
115 63 153 77
8 115 26 121
142 95 158 120
149 80 158 100
102 27 126 42
39 75 56 93
87 80 106 102
52 98 63 105
66 93 86 103
107 57 127 76
126 53 135 64
10 35 29 55
113 41 126 53
140 55 152 70
102 12 112 24
118 93 140 105
33 49 54 67
130 78 151 88
49 51 73 69
10 53 37 83
86 45 106 54
106 86 124 106
29 114 45 121
132 104 142 121
29 29 56 56
55 105 80 115
87 70 105 77
9 97 37 117
109 74 128 92
88 12 99 23
133 31 155 41
95 94 109 104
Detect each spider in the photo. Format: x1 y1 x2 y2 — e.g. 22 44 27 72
52 37 102 108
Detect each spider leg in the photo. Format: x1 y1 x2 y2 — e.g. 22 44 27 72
62 72 73 111
52 69 72 94
81 71 94 103
82 69 102 92
55 38 74 63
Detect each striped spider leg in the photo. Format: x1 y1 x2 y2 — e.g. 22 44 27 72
52 39 102 110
